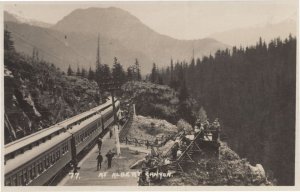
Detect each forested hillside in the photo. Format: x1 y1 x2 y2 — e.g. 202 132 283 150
121 81 180 124
154 36 296 185
4 30 102 144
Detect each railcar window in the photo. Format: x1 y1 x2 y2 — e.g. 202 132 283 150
45 156 49 168
52 153 55 164
56 150 60 160
23 169 28 185
32 164 36 178
5 178 11 186
12 175 17 186
18 172 23 186
40 160 44 174
28 166 32 180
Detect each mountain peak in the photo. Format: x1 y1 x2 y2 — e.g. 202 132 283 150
7 7 228 74
53 6 147 41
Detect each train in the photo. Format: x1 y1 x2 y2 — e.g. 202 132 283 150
4 98 120 186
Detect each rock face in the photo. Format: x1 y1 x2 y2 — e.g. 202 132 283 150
153 142 273 186
4 51 101 144
122 81 179 124
127 115 177 142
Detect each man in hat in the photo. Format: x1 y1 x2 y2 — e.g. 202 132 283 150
106 150 115 169
109 129 113 139
96 152 103 171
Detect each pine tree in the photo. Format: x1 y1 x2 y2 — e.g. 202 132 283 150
103 64 112 82
67 65 73 76
170 57 174 81
158 75 164 85
88 67 94 80
4 29 14 51
178 80 189 102
135 58 142 81
112 57 126 84
81 68 87 78
151 63 157 83
127 67 133 81
76 66 81 76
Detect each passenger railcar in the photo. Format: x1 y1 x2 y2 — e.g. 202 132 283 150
5 132 73 186
5 99 120 186
4 97 114 163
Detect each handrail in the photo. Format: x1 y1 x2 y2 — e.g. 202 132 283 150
119 105 134 139
161 132 185 158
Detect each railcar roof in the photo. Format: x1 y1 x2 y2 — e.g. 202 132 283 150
5 99 114 156
5 132 72 175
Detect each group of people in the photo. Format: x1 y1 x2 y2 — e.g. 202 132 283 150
96 129 116 171
138 118 222 185
170 134 191 160
194 118 221 141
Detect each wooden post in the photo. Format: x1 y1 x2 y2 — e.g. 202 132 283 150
133 103 136 117
115 125 121 156
111 90 118 123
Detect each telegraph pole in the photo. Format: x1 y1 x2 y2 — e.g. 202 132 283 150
111 90 118 123
101 78 121 123
99 78 122 155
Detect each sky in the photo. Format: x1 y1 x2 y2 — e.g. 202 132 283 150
3 0 298 40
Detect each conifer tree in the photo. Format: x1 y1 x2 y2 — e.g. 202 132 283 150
112 57 126 84
81 68 87 78
67 65 73 76
88 67 94 80
151 63 157 83
4 29 14 51
135 58 142 81
127 67 133 81
76 66 81 76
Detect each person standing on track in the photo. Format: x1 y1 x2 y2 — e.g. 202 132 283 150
96 152 103 171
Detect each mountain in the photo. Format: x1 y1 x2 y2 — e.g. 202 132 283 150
209 18 297 47
4 11 20 23
4 11 53 28
4 8 228 74
5 21 153 73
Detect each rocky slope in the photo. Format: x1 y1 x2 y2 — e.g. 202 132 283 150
151 142 274 186
127 115 177 141
128 114 274 186
121 81 179 123
4 50 102 144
